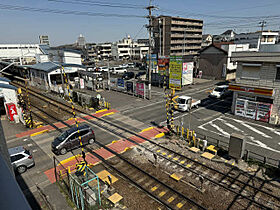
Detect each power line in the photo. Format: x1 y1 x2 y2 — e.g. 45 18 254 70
0 3 145 18
48 0 146 9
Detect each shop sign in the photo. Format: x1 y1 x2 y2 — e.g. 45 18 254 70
147 54 158 72
229 85 273 96
158 56 169 76
169 56 182 90
117 78 125 89
136 82 145 96
182 62 193 85
110 78 117 88
80 78 84 89
126 81 133 93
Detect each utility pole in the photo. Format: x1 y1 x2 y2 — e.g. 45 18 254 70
259 20 267 32
146 1 156 100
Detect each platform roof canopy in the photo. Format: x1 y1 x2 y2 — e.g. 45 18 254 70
29 62 86 73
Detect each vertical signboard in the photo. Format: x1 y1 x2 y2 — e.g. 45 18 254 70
158 56 169 76
117 78 125 90
182 62 194 85
110 78 117 89
126 81 134 93
80 78 85 89
136 82 145 97
147 54 158 73
169 56 182 90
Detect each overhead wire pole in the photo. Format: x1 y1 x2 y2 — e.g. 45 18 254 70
146 1 156 100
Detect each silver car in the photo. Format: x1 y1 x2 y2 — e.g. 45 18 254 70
8 146 35 174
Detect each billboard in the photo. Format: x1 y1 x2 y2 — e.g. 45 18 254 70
136 82 145 97
110 78 117 89
158 56 169 76
169 56 182 90
126 81 134 93
182 62 193 85
117 78 125 89
147 54 158 72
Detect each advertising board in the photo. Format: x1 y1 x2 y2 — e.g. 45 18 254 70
136 82 145 97
169 56 182 90
158 56 169 76
126 81 134 93
182 62 193 85
110 78 117 89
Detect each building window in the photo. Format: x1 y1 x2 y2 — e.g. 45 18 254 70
276 67 280 81
241 64 261 79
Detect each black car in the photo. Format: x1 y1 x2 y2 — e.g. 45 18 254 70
51 124 95 155
122 72 135 80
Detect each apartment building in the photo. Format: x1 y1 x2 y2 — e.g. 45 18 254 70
234 31 279 51
153 16 203 56
39 35 50 45
229 51 280 125
97 43 112 60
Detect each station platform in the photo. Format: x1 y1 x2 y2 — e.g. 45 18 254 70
15 109 118 138
44 126 167 183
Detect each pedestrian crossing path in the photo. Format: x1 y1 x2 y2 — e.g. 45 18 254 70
198 116 280 148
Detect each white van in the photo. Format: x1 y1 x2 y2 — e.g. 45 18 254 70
111 66 127 74
209 85 230 98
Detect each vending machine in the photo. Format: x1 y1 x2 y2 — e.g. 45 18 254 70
6 103 18 121
235 99 246 117
244 101 258 120
256 103 271 122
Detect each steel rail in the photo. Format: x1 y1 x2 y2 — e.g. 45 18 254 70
85 140 206 210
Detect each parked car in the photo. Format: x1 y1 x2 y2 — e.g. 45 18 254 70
111 66 127 74
135 71 146 79
209 85 231 99
9 146 35 174
127 63 135 68
98 66 109 72
122 72 135 80
51 124 95 155
175 95 201 112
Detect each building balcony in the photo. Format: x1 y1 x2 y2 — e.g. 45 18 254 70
171 40 201 44
171 20 203 26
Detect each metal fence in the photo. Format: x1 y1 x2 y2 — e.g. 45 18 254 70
174 125 280 169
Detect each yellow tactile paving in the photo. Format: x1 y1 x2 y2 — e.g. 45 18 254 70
159 191 166 197
108 193 123 204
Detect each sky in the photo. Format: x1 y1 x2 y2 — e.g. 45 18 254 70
0 0 280 46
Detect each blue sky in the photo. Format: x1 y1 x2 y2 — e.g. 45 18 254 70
0 0 280 46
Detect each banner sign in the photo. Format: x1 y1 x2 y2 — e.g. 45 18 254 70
169 56 182 90
117 78 125 89
110 78 117 88
136 82 145 96
80 78 84 89
229 85 274 96
182 62 193 85
147 54 158 72
158 56 169 76
126 81 134 93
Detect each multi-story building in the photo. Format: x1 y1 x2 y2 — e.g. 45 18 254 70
97 43 112 60
76 34 86 47
86 43 98 61
153 16 203 56
229 51 280 125
112 35 132 60
234 31 279 51
39 35 50 45
202 34 213 48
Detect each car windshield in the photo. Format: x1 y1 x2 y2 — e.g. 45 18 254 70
57 131 70 142
214 87 225 92
178 98 186 104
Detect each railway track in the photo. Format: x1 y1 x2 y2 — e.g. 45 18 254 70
12 81 280 209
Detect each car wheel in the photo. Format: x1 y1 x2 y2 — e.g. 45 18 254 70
17 165 27 174
89 139 95 144
60 148 67 155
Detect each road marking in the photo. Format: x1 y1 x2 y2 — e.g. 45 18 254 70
209 120 230 137
23 139 28 141
123 86 213 114
231 119 271 138
32 149 37 153
217 118 243 132
27 143 33 147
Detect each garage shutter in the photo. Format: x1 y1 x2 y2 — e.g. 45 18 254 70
241 64 261 79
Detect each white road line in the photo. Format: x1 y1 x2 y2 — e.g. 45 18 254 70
123 86 213 114
223 115 280 136
231 119 272 138
209 121 230 137
27 143 33 147
32 149 37 153
217 118 243 132
23 139 28 141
